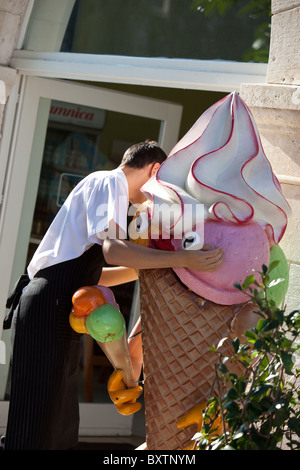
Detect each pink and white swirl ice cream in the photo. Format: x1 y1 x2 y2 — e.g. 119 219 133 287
140 92 291 305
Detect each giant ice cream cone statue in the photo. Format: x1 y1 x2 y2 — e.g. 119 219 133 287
129 92 291 450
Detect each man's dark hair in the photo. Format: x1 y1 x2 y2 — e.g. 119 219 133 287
120 140 167 169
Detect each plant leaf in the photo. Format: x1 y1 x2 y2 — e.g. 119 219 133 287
268 260 280 273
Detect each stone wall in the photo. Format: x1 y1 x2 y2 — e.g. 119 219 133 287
0 1 29 131
267 0 300 86
240 0 300 315
240 3 300 437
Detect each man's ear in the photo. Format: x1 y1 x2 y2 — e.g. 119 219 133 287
150 162 160 177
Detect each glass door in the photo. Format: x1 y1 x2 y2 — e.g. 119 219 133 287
0 76 182 437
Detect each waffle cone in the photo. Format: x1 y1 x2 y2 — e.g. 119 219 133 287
139 268 246 450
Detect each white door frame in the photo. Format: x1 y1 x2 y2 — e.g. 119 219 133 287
0 76 182 436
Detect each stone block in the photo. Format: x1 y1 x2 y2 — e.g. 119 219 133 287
0 0 29 16
0 11 22 64
267 6 300 85
240 83 300 111
284 262 300 314
278 182 300 264
240 83 300 178
249 107 300 179
272 0 300 14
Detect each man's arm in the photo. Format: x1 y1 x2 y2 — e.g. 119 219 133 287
99 267 138 287
102 238 224 272
128 317 143 383
98 232 223 400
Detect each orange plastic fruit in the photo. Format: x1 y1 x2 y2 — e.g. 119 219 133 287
72 285 107 317
69 311 89 334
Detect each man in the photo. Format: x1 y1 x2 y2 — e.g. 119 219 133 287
3 141 223 450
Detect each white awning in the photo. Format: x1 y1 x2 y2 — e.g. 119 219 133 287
11 50 268 93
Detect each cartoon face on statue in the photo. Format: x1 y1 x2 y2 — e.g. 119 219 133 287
130 206 271 305
172 220 270 305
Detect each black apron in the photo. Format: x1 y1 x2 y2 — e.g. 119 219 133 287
4 244 105 450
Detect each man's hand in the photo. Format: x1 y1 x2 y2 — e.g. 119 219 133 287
108 369 143 416
183 246 224 272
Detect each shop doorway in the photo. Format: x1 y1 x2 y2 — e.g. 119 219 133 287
0 76 182 437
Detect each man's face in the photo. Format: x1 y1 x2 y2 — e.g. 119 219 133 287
129 178 148 205
129 163 160 205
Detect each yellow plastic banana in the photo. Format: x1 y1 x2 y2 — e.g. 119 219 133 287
108 369 143 416
177 402 206 433
177 401 223 450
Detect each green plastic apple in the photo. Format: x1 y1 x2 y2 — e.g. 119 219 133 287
85 303 125 343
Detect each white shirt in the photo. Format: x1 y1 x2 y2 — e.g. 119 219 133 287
27 168 129 279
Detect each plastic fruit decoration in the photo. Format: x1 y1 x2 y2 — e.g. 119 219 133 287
177 402 223 449
85 303 125 343
69 285 125 342
69 284 140 411
72 285 107 316
108 369 143 416
69 309 89 334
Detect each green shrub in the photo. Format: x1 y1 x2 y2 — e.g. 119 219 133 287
195 263 300 450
